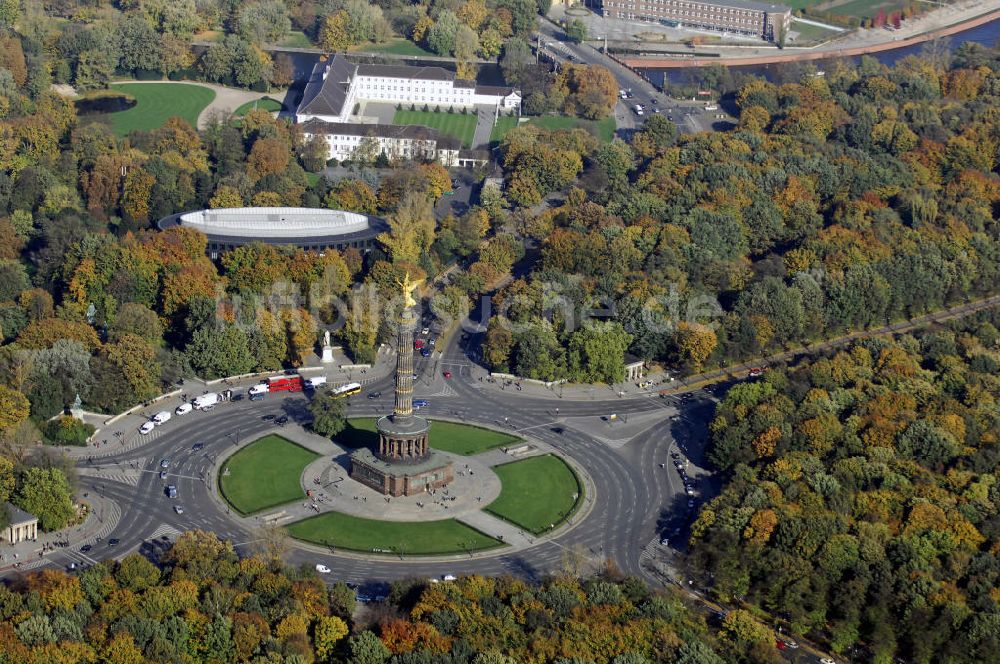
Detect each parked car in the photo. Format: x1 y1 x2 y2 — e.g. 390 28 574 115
276 415 289 425
367 391 381 399
173 505 184 514
175 403 193 416
261 414 275 421
443 371 452 379
79 544 92 553
442 574 457 582
160 458 170 469
413 399 429 408
108 538 120 547
420 348 431 357
316 564 331 574
159 471 167 480
139 422 155 435
166 485 178 499
192 442 205 451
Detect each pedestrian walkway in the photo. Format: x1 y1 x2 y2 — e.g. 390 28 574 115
0 493 120 575
457 511 534 547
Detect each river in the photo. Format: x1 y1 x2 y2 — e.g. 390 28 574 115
637 17 1000 87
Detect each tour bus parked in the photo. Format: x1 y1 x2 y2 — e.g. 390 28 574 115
152 411 171 425
331 382 362 398
267 375 304 392
304 376 327 389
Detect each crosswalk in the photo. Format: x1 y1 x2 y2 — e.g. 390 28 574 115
77 457 149 487
147 524 181 541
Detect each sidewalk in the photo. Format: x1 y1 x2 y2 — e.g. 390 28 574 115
0 492 121 575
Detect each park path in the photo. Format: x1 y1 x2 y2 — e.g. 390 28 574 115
111 80 291 129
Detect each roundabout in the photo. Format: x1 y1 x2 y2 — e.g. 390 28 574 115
214 418 585 557
31 286 719 587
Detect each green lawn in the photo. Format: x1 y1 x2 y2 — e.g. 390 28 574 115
343 418 520 456
490 115 520 144
219 435 320 515
490 114 616 145
393 109 477 148
486 455 582 534
827 0 908 19
233 96 285 118
361 38 436 57
287 511 503 554
277 31 312 48
107 83 215 136
789 20 842 43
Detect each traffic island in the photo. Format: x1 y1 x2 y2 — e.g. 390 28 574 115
286 511 504 556
219 435 321 515
486 454 584 535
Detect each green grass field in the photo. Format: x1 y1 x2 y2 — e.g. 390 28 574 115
277 31 312 48
219 435 320 515
487 455 582 534
108 83 215 136
233 97 285 118
829 0 907 19
361 38 436 57
343 418 520 456
393 109 477 148
490 114 616 145
490 116 520 144
287 511 503 554
789 20 842 43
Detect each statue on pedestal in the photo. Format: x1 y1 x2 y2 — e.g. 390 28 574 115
321 329 334 363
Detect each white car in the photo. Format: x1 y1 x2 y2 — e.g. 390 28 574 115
175 403 193 416
315 564 331 574
173 505 184 514
820 659 835 664
442 574 457 582
139 422 155 435
151 410 171 425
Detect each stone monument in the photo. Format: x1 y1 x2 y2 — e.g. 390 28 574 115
349 273 453 496
321 329 334 363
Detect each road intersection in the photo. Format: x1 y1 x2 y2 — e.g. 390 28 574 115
13 323 716 592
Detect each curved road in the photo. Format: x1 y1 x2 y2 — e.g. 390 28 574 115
42 324 715 589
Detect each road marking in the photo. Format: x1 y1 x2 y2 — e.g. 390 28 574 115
147 524 181 541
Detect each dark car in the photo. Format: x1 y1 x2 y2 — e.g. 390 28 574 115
262 414 275 421
80 544 92 553
420 348 431 357
108 538 120 547
367 391 381 399
276 415 289 425
192 442 205 451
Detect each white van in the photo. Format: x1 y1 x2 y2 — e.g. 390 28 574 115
152 411 171 425
305 376 327 390
175 403 193 416
139 421 155 435
705 104 718 111
193 393 219 410
249 383 269 396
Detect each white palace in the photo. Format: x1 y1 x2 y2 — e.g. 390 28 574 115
295 54 519 165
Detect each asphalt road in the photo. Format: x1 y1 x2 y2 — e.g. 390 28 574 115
32 321 718 593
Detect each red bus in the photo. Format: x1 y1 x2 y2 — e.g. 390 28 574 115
267 375 304 392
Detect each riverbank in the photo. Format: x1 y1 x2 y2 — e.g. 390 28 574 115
619 3 1000 68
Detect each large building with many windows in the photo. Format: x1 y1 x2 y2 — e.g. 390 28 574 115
299 119 489 167
600 0 791 42
295 54 521 124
